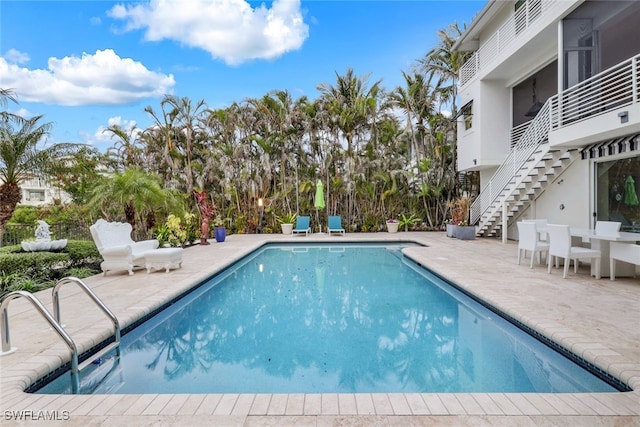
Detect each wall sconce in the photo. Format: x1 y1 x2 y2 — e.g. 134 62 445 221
473 159 477 165
258 198 263 207
559 204 565 210
618 111 629 124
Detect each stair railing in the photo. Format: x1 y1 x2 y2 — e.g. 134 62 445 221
470 101 552 225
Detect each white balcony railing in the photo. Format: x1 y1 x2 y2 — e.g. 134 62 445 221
550 55 640 129
470 52 640 225
460 0 548 87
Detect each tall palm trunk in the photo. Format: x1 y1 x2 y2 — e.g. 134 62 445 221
125 202 136 229
0 183 22 245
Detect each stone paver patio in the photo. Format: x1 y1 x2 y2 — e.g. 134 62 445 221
0 232 639 426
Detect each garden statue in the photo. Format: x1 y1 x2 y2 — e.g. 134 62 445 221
21 220 68 252
35 220 52 240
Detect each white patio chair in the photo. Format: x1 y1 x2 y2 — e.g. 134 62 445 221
595 220 621 234
517 221 549 268
547 224 601 279
523 218 548 241
609 242 640 280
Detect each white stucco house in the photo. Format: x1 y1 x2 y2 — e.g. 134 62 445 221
19 175 71 207
454 0 640 240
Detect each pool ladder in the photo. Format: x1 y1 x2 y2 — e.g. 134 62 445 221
0 277 121 394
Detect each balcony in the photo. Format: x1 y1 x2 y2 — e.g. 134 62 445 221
460 0 557 87
550 55 640 132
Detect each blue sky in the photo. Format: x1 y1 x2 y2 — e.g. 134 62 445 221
1 0 484 152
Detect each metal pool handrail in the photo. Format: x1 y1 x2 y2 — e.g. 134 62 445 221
0 290 80 393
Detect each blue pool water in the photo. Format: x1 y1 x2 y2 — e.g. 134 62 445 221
36 243 619 394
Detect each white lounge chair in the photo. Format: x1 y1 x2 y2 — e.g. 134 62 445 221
90 219 159 276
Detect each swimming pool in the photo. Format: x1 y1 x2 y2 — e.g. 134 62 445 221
35 242 621 394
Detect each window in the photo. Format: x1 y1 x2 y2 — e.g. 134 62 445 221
595 155 640 232
27 191 45 202
461 102 473 131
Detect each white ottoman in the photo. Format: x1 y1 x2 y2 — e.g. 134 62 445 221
145 248 184 273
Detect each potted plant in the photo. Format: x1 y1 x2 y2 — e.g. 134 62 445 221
444 219 455 237
276 211 297 235
398 213 421 232
213 216 226 242
386 218 399 233
449 197 476 240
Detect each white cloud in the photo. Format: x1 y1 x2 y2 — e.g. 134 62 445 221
0 49 175 106
13 108 32 118
108 0 309 65
5 48 30 64
84 116 141 149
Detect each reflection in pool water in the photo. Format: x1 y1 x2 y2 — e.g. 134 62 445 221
36 243 619 394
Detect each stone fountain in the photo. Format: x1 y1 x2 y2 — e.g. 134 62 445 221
21 220 67 252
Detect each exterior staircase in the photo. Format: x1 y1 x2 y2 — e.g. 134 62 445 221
470 101 579 238
474 142 579 237
468 53 640 238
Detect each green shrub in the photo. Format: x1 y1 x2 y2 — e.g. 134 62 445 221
362 214 381 232
0 240 100 281
0 272 49 299
7 277 48 294
8 206 37 224
0 251 69 282
65 240 100 265
0 251 69 273
0 240 102 297
0 245 25 254
64 267 99 279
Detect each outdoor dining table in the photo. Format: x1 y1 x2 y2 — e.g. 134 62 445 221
569 228 639 278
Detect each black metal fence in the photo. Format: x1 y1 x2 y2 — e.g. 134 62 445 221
2 221 92 247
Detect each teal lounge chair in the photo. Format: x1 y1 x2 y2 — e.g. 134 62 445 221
293 216 311 236
328 216 345 236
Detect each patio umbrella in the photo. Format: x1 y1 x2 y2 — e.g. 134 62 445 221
314 179 325 233
624 176 639 206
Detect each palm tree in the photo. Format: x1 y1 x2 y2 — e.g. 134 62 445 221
417 22 471 112
317 68 382 157
0 88 18 110
162 96 208 195
104 124 144 170
88 168 172 237
0 113 53 245
417 22 476 223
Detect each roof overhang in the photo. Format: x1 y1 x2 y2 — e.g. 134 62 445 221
453 0 510 52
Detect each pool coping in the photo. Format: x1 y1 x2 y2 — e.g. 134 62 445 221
1 233 639 425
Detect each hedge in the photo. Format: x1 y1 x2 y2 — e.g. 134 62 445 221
0 240 102 298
